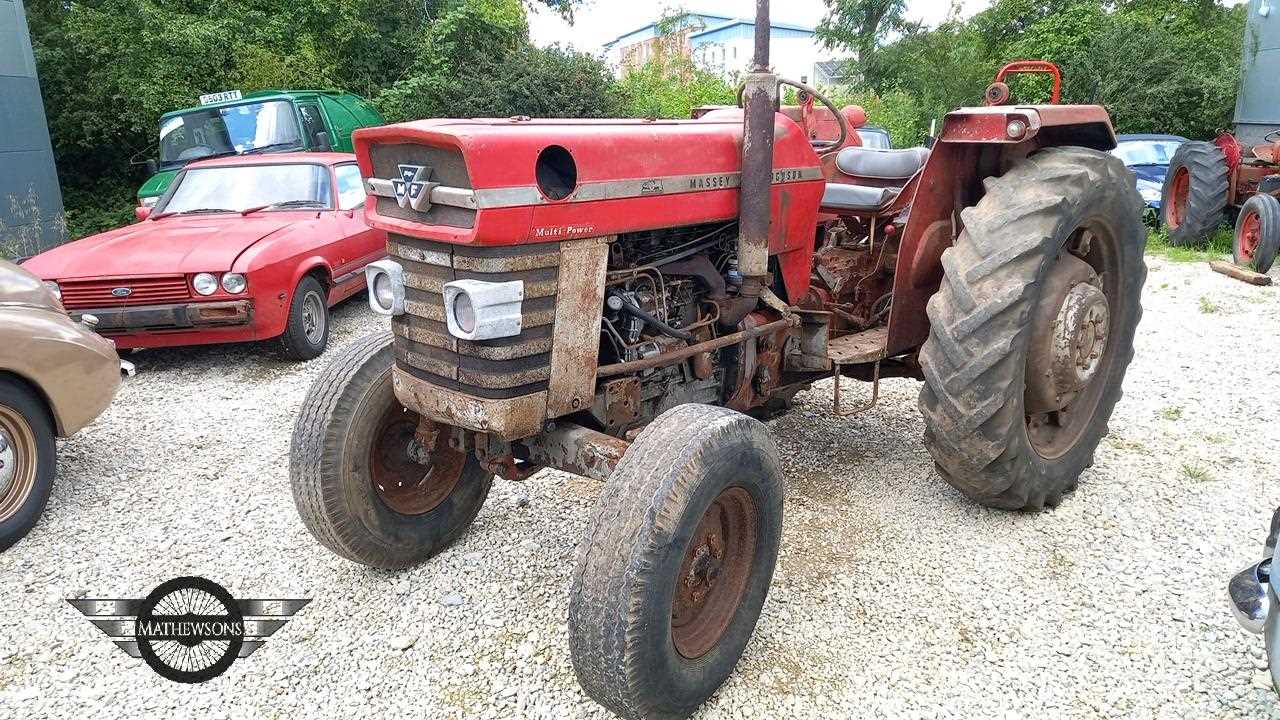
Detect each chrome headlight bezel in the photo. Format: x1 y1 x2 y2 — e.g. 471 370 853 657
442 279 524 341
364 260 405 316
221 273 247 294
192 272 219 296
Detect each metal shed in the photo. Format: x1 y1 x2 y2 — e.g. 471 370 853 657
0 0 66 260
1235 0 1280 145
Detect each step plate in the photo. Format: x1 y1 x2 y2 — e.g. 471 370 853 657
827 326 889 364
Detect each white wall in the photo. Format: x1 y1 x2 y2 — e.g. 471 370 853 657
693 34 826 84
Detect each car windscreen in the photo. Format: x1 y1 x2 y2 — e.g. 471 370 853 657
857 128 891 150
1112 140 1183 167
160 164 333 214
158 101 302 167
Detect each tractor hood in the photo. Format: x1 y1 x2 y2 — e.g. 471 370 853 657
352 116 827 247
23 213 306 280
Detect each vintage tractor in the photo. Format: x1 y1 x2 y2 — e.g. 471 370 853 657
288 4 1145 717
1163 132 1280 273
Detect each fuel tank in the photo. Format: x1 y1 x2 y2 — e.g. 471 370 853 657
352 114 826 257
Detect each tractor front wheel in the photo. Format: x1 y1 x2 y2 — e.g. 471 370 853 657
289 333 493 569
1163 141 1229 246
919 146 1146 510
1233 193 1280 274
568 404 783 720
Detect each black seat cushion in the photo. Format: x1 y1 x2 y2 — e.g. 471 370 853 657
835 146 931 180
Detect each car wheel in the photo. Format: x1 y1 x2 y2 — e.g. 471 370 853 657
0 378 56 552
279 275 330 361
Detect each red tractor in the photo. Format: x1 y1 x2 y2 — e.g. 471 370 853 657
288 5 1145 718
1163 132 1280 273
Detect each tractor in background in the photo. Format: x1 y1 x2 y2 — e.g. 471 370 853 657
1161 0 1280 274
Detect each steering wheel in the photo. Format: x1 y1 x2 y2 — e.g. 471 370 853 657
736 77 849 153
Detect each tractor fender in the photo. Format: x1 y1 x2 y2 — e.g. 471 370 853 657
886 104 1118 356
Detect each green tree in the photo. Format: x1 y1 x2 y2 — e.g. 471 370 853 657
816 0 915 66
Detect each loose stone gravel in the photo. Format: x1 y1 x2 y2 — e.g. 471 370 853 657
2 256 1279 719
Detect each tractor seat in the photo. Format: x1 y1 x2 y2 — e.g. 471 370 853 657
835 146 931 180
821 184 899 211
821 146 931 211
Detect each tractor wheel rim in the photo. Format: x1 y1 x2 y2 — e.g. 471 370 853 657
369 408 465 516
1240 210 1261 262
1025 226 1120 461
302 292 325 345
1166 167 1189 229
0 406 37 522
671 486 758 659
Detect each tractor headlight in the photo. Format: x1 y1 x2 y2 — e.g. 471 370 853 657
442 279 523 340
364 260 405 316
221 273 247 294
192 273 219 296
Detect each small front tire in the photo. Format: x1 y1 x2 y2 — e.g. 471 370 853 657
0 378 56 552
1233 194 1280 274
289 333 493 570
568 404 784 720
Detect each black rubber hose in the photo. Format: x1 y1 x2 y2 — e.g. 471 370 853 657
610 294 695 341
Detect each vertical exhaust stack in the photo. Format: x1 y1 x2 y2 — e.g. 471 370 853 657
730 0 778 326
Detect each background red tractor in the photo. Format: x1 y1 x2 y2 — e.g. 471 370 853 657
1163 132 1280 273
288 3 1146 718
1161 4 1280 274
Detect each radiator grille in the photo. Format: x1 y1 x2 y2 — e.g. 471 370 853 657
59 276 191 310
389 234 560 399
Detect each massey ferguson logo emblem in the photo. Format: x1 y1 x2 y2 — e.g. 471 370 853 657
68 576 310 683
392 164 430 210
111 287 132 297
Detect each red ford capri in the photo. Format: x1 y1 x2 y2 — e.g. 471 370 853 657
23 153 386 359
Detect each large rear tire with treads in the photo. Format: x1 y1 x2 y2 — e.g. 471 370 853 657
919 146 1146 510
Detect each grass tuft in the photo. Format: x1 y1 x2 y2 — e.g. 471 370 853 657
1160 406 1184 421
1181 463 1214 482
1198 295 1219 314
1145 227 1233 263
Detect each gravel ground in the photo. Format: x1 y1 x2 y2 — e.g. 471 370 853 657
2 256 1280 719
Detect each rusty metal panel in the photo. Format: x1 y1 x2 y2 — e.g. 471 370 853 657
391 367 546 441
545 236 610 418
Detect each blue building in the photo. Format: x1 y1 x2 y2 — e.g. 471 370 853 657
0 0 66 260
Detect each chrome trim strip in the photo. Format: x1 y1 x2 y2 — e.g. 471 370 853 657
369 166 824 212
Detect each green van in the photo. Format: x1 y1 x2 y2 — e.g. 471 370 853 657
137 89 383 206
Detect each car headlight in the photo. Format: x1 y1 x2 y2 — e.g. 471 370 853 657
442 279 523 341
364 260 405 316
139 197 160 208
42 281 61 301
221 273 247 294
192 272 219 296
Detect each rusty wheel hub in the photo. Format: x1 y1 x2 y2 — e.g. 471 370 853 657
1166 167 1189 229
671 487 757 659
369 409 465 516
0 407 36 522
1050 282 1109 398
1239 210 1262 262
1024 237 1118 459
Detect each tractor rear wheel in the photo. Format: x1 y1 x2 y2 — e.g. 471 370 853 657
289 333 492 569
568 404 783 720
919 146 1146 510
1163 141 1229 246
1233 193 1280 274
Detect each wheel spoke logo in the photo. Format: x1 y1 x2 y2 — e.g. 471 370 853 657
68 576 310 683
